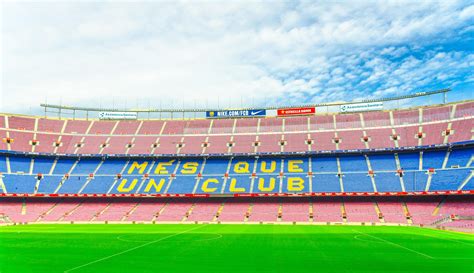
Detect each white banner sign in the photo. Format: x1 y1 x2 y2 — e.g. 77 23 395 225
99 112 137 120
340 102 383 113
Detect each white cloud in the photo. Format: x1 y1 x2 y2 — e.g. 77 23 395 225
1 0 473 114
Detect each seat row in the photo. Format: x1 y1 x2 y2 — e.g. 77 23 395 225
1 196 471 225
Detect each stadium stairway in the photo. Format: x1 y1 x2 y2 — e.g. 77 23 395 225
373 202 384 223
401 202 413 224
121 202 141 221
212 202 225 222
35 201 60 222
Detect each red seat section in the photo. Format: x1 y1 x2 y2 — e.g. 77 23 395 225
154 136 181 154
231 135 257 153
8 116 35 131
0 101 471 156
8 131 34 152
88 121 117 135
393 109 419 125
310 115 334 130
310 132 337 151
259 118 282 133
234 118 258 133
138 120 165 135
365 128 394 149
114 120 141 135
102 136 133 154
284 133 309 153
423 105 452 123
257 134 282 153
205 135 231 154
336 113 361 129
210 119 234 134
64 120 91 134
37 118 65 133
283 116 308 132
34 133 60 153
128 136 157 154
363 111 391 127
454 101 474 118
337 130 365 150
179 135 207 154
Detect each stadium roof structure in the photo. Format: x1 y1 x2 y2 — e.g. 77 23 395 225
40 88 450 114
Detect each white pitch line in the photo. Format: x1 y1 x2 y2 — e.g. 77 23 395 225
64 224 207 273
420 231 474 246
352 229 435 260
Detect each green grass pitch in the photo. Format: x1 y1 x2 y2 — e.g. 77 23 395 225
0 224 472 273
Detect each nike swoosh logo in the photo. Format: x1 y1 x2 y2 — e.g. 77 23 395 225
251 110 263 115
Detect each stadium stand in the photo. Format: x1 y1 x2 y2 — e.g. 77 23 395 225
0 101 472 155
0 100 472 228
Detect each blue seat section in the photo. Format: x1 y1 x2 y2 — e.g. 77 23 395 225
32 157 53 174
95 159 126 175
374 172 402 192
422 150 446 169
369 154 397 171
398 152 420 170
176 159 204 175
136 176 170 194
462 175 474 190
312 157 338 173
282 175 309 193
37 176 63 193
252 175 280 193
284 158 309 173
1 147 473 194
403 171 428 192
10 157 31 173
122 159 154 175
109 176 143 194
81 176 116 194
195 176 226 194
71 159 100 174
151 159 178 175
255 158 282 174
3 174 37 193
343 173 373 192
339 155 367 172
202 159 229 175
429 169 473 191
53 158 76 174
229 158 255 174
312 174 341 192
166 176 198 194
223 175 251 193
446 148 473 168
0 156 7 173
57 176 88 193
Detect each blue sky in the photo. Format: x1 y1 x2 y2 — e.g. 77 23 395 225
1 1 473 113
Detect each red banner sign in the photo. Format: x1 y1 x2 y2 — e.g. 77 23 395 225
277 107 315 116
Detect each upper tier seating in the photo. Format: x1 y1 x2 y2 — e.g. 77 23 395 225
0 101 472 156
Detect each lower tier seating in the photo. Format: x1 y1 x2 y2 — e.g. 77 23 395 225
1 196 472 228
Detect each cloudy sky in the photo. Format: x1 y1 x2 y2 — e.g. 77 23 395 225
1 1 473 114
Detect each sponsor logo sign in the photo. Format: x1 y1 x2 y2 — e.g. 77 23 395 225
340 102 383 113
99 112 138 120
277 107 315 116
206 109 266 118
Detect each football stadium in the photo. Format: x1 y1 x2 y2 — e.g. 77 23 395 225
0 89 473 272
1 1 474 273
